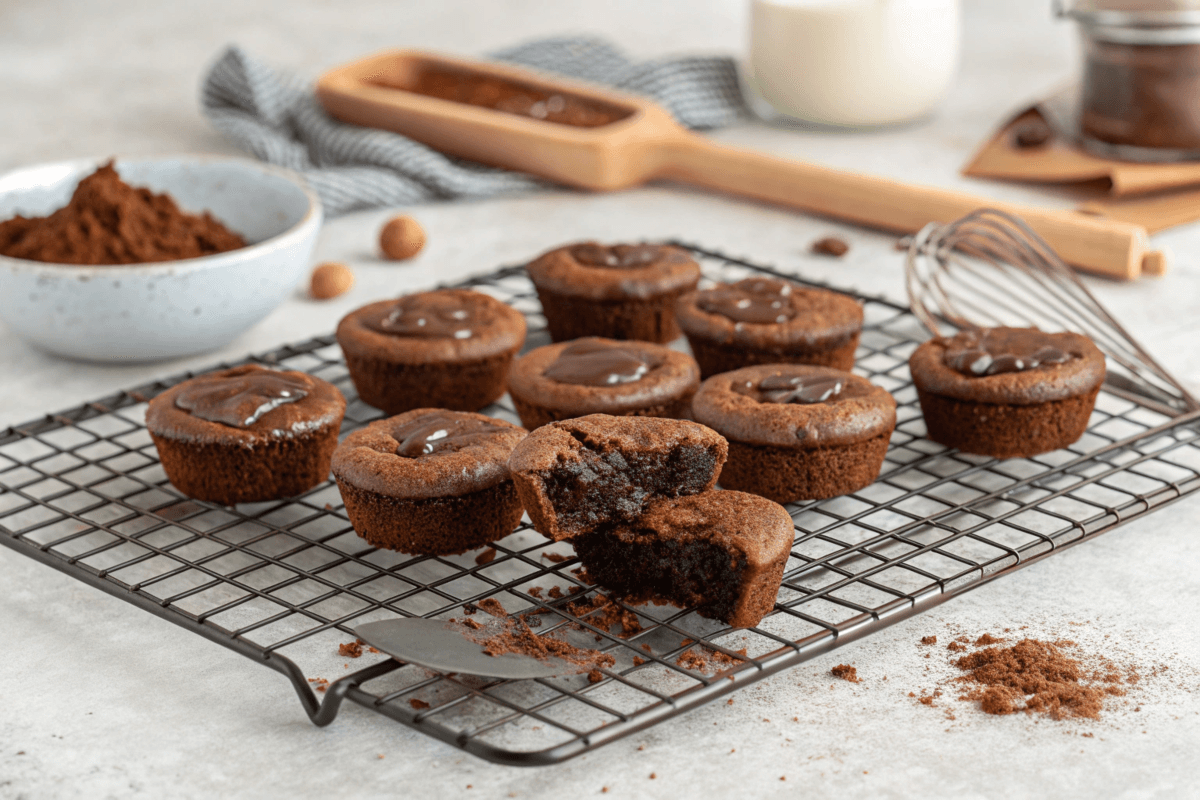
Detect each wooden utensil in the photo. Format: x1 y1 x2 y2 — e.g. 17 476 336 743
317 50 1164 280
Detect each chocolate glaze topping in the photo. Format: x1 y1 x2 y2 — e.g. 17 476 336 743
941 328 1074 378
733 371 871 405
570 243 668 269
365 293 481 340
696 278 798 325
392 411 510 458
174 365 311 428
543 339 662 387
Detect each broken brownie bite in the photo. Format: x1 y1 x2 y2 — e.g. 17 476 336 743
506 414 728 541
572 491 794 628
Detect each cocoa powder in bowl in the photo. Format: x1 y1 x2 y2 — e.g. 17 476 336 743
0 161 246 265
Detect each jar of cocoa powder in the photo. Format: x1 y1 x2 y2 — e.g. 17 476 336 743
1060 0 1200 160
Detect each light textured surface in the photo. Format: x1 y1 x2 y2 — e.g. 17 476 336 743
1 1 1198 798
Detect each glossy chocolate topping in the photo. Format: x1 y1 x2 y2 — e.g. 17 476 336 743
391 410 511 458
174 365 311 428
570 243 668 269
941 327 1074 378
733 370 871 405
696 278 798 325
543 339 662 387
365 293 481 340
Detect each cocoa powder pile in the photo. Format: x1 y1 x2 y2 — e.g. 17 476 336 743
0 161 245 265
954 637 1123 720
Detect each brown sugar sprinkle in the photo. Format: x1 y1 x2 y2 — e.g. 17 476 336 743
409 698 431 710
338 641 363 659
831 664 860 683
811 236 850 257
542 552 570 563
920 635 938 645
474 547 497 566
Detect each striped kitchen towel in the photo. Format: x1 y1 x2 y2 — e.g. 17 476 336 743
200 38 746 215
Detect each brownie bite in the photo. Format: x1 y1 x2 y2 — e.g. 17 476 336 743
675 277 863 378
332 409 527 554
146 364 346 505
507 337 701 429
692 365 896 503
573 491 794 628
909 327 1106 458
525 242 701 343
506 414 728 541
336 288 526 415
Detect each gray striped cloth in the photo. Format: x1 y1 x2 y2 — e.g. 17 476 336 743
200 39 746 215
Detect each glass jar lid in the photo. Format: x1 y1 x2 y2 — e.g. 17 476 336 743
1057 0 1200 43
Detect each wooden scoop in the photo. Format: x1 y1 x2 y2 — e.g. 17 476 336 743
317 50 1164 280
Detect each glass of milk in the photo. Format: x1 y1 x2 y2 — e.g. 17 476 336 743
745 0 961 127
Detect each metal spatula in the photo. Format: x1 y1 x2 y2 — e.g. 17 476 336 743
904 208 1198 417
354 618 577 679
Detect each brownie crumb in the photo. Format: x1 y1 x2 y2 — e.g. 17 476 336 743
831 664 860 683
528 587 544 599
948 641 967 653
920 635 938 646
588 669 604 684
543 552 570 563
475 547 497 566
476 598 508 617
548 586 565 600
339 641 363 658
811 237 850 257
462 618 483 630
409 698 431 710
975 633 1004 646
919 695 936 706
633 656 646 666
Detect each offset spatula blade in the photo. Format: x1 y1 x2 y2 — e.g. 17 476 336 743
354 618 576 680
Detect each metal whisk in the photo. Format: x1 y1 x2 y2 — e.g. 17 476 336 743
904 209 1198 417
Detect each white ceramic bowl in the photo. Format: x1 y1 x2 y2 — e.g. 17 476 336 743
0 155 322 362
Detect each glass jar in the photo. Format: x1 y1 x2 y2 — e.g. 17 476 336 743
744 0 961 128
1061 0 1200 160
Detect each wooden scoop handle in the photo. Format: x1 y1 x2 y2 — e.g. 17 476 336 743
653 133 1156 280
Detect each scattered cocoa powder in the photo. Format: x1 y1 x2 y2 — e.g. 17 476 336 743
831 664 860 683
338 641 363 658
0 161 246 264
954 638 1122 720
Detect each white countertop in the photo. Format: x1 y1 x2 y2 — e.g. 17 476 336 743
2 1 1198 798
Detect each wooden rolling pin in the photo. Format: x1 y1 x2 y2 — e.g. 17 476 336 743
318 50 1164 280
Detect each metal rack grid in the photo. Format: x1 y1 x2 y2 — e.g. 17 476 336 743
2 245 1198 767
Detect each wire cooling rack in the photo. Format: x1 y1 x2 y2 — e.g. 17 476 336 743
2 245 1199 766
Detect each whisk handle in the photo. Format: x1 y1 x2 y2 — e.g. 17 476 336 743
653 133 1157 279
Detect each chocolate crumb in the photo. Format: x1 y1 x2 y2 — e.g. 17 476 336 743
476 598 507 617
462 618 483 630
649 773 656 780
588 669 604 684
919 695 936 706
811 236 849 257
542 552 570 563
975 633 1004 646
633 656 646 666
528 587 543 599
548 586 565 600
409 698 431 710
831 664 860 683
475 547 497 566
921 635 938 645
339 641 363 658
948 641 967 653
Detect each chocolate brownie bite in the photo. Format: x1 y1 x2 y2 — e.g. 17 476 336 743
692 365 896 503
675 277 863 378
525 242 701 343
506 414 728 541
573 491 794 628
146 364 346 505
909 327 1106 458
507 337 700 429
332 409 527 554
336 288 525 415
